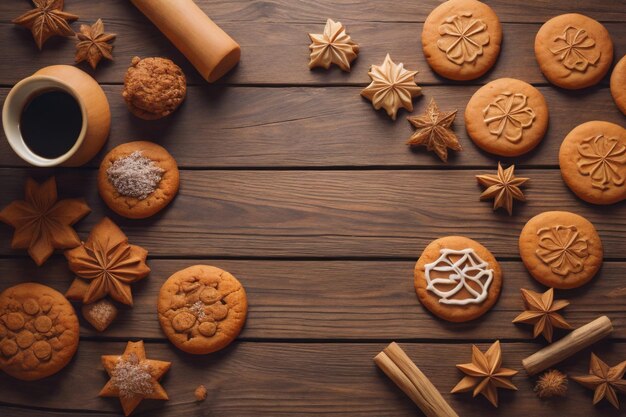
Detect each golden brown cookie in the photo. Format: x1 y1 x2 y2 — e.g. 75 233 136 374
0 283 79 380
559 121 626 205
414 236 502 322
611 55 626 115
519 211 603 289
422 0 502 81
535 14 613 90
158 265 247 354
122 56 186 120
98 141 179 219
465 78 549 156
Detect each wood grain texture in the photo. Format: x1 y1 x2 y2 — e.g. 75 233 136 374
1 257 624 340
0 85 624 168
1 341 625 416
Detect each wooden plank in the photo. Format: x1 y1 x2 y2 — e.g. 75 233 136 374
1 86 623 168
1 19 624 85
0 168 624 259
1 341 624 416
1 257 624 340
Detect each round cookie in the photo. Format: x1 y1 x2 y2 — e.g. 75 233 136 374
157 265 247 354
422 0 502 81
414 236 502 322
535 14 613 90
519 211 603 289
0 283 79 381
610 55 626 115
98 141 180 219
465 78 549 156
559 121 626 205
122 56 187 120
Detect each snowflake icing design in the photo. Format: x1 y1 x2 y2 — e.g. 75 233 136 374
577 135 626 190
425 248 494 305
437 12 490 65
549 26 600 72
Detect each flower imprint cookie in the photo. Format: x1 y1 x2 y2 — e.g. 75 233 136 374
465 78 549 157
610 55 626 115
422 0 502 81
157 265 247 354
519 211 603 289
535 14 613 89
0 283 79 380
414 236 502 322
559 121 626 205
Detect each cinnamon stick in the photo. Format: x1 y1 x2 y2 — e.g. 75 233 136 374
522 315 613 375
374 342 459 417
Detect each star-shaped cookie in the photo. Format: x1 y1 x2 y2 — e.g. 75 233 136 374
476 163 528 215
361 54 421 120
308 18 359 71
100 341 170 416
572 353 626 409
512 288 572 342
406 98 461 162
12 0 78 50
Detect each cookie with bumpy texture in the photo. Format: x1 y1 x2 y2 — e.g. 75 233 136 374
422 0 502 81
559 121 626 205
519 211 603 289
414 236 502 322
535 14 613 90
98 141 179 219
0 283 79 380
158 265 247 354
466 78 549 156
122 56 186 120
610 55 626 115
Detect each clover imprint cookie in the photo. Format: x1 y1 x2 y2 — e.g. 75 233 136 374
98 141 179 219
414 236 502 322
559 121 626 205
0 283 79 380
465 78 549 157
535 14 613 89
519 211 603 289
158 265 247 354
611 55 626 115
422 0 502 81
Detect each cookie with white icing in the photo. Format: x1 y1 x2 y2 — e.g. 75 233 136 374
414 236 502 322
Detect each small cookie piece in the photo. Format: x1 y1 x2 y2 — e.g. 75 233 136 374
422 0 502 81
465 78 549 156
308 19 359 71
559 121 626 205
194 384 207 401
122 56 186 120
0 283 79 380
610 55 626 115
519 211 603 289
414 236 502 322
98 141 180 219
158 265 247 354
82 299 118 332
535 14 613 90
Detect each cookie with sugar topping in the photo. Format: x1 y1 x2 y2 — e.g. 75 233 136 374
98 141 179 219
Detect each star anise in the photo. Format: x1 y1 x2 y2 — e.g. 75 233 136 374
65 217 150 306
361 54 421 120
476 163 528 215
406 98 461 162
451 340 518 407
308 19 359 72
12 0 78 50
572 353 626 409
0 177 90 266
75 19 116 69
512 288 572 342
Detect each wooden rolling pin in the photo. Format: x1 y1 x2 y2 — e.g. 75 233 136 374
130 0 240 82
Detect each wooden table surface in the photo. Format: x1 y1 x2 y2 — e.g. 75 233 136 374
1 1 626 416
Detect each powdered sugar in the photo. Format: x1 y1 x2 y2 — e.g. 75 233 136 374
90 300 116 325
111 353 154 397
189 301 206 319
107 151 164 200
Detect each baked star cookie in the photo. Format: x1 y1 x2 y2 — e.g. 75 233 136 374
98 141 179 219
0 283 79 380
519 211 603 289
611 55 626 115
559 121 626 205
422 0 502 81
535 14 613 89
414 236 502 322
158 265 247 354
465 78 549 156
